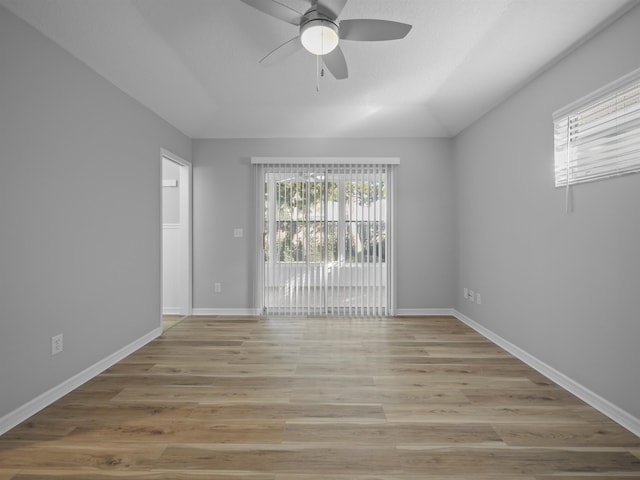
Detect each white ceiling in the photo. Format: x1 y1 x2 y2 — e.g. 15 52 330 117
1 0 637 138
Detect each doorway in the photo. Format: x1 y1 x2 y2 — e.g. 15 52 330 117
161 149 192 321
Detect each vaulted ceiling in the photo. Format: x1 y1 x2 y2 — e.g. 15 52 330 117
1 0 636 138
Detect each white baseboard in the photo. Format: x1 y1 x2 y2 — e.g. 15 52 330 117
453 310 640 438
162 307 181 315
396 308 455 316
0 326 162 437
192 308 262 316
192 308 456 317
192 309 462 317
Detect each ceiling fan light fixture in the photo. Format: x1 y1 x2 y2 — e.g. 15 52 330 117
300 19 339 55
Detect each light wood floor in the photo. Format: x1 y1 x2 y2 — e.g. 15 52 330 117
162 315 188 332
1 315 639 479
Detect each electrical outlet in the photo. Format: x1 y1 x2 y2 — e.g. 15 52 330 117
463 287 468 299
214 282 222 293
476 293 482 305
233 228 243 238
469 290 475 302
51 334 63 355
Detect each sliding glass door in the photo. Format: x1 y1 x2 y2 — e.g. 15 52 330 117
257 161 395 316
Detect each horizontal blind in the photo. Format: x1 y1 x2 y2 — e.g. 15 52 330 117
258 160 394 317
553 68 640 187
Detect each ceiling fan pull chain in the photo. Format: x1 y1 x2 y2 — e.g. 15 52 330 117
316 54 320 92
316 28 325 92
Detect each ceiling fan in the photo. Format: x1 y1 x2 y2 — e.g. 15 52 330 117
239 0 412 80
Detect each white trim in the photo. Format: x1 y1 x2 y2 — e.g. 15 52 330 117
0 327 162 436
192 308 262 316
453 310 640 437
162 307 181 315
388 166 397 316
251 156 400 165
396 308 455 316
162 223 180 229
160 148 188 166
160 149 193 317
254 164 265 315
192 308 458 317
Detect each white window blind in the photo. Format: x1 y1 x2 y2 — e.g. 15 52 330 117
253 158 398 317
553 67 640 187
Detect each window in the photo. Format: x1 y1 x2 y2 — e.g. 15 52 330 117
553 67 640 187
253 158 398 317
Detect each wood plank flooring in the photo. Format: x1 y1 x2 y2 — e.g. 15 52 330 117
162 315 188 332
1 315 639 479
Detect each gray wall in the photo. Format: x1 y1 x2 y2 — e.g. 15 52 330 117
453 5 640 419
192 138 455 312
0 6 191 419
3 0 638 431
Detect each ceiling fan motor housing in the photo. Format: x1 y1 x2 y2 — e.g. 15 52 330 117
299 9 339 55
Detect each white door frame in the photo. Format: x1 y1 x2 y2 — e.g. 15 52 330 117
161 148 192 316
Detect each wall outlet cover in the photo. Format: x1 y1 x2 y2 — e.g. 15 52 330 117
51 334 63 355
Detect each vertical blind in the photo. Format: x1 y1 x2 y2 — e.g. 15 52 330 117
553 67 640 187
253 158 397 317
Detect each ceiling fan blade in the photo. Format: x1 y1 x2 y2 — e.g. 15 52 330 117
239 0 303 26
323 45 348 80
339 19 412 41
314 0 348 20
259 36 303 65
